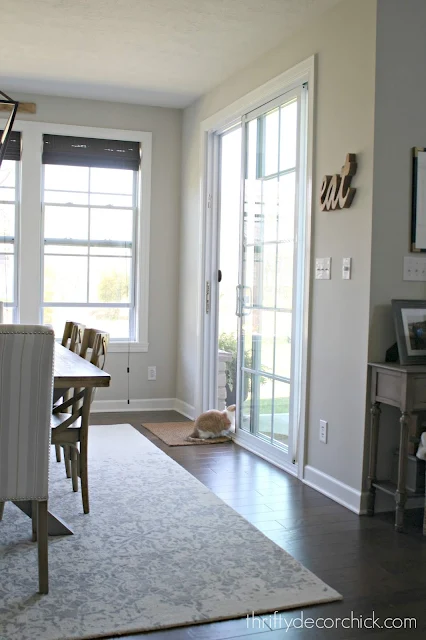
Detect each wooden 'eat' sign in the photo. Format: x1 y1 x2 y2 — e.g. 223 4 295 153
320 153 357 211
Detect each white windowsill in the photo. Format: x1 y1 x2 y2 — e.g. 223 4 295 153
108 341 149 353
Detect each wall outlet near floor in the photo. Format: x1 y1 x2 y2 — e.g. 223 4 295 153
147 365 157 381
319 419 328 444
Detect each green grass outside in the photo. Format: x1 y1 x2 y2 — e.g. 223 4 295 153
243 396 289 414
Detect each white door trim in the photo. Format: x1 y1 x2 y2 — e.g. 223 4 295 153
195 55 315 480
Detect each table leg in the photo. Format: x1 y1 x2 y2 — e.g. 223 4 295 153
80 388 92 515
12 501 73 536
367 401 381 516
395 411 410 532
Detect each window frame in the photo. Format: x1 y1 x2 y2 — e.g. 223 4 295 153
0 119 152 352
0 157 20 322
41 163 139 342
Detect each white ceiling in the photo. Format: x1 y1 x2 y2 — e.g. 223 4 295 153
1 0 340 108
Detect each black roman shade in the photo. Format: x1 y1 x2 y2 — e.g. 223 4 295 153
0 130 21 161
42 134 141 171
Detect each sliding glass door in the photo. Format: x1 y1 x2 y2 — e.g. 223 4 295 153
215 85 307 467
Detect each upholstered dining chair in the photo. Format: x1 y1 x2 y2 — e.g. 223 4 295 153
0 324 55 594
55 321 85 466
51 329 109 514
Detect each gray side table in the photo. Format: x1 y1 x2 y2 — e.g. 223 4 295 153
367 362 426 534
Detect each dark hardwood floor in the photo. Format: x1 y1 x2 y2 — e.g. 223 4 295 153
91 411 426 639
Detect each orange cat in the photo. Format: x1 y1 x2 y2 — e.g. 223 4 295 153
188 405 236 441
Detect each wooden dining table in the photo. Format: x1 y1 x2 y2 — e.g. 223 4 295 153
13 344 111 536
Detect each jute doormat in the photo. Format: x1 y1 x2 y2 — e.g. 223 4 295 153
142 421 233 446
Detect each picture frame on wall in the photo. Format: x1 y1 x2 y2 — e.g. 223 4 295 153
411 147 426 252
392 299 426 364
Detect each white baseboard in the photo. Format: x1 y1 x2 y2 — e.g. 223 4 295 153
173 399 196 420
303 465 362 514
91 397 196 419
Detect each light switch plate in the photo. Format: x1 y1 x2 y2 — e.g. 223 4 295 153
319 419 328 444
403 256 426 281
342 257 352 279
315 257 331 280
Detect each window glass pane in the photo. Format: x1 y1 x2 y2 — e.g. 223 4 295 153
44 255 88 303
243 308 275 374
1 306 14 323
0 159 17 308
276 242 293 310
44 165 89 192
44 190 88 205
0 187 16 202
90 246 132 257
0 242 14 254
89 257 132 303
272 380 290 446
44 206 89 241
277 173 296 241
43 306 130 341
279 100 298 172
0 203 15 237
259 244 276 309
44 244 88 256
90 168 134 194
244 178 261 246
263 108 279 176
90 209 133 242
275 312 292 379
261 178 279 243
0 254 14 301
0 160 16 188
90 193 133 207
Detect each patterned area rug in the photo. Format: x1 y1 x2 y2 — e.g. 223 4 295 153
0 425 341 640
142 420 232 445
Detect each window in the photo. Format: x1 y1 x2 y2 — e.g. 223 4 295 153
0 130 20 322
41 134 140 341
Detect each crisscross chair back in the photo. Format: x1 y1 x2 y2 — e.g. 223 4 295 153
51 328 109 514
54 322 85 463
80 328 109 370
61 321 85 353
0 324 55 593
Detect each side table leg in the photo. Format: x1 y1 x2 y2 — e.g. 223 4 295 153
367 402 381 516
423 465 426 536
395 411 410 532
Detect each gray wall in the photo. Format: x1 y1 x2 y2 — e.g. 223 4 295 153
370 0 426 359
366 0 426 491
13 93 182 404
178 0 377 493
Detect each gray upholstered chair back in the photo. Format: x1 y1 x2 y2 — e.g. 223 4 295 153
0 325 55 501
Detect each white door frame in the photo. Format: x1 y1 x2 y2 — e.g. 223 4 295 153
195 56 315 480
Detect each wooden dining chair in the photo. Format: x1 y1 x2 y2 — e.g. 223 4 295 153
61 321 85 354
0 325 55 594
51 329 109 514
55 321 85 466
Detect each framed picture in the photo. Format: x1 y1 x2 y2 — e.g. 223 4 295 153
392 299 426 364
411 147 426 251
